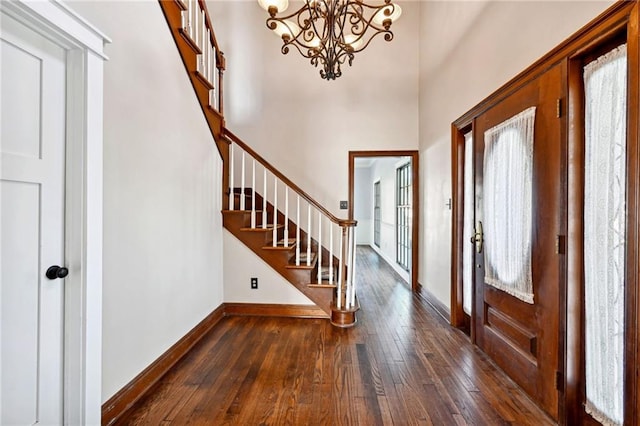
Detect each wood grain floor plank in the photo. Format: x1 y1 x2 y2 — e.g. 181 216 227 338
119 247 556 425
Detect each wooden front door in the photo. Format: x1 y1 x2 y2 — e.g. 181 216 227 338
473 63 563 420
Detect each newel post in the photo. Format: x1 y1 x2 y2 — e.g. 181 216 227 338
221 138 231 210
331 220 359 327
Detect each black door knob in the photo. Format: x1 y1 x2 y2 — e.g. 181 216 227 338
46 265 69 280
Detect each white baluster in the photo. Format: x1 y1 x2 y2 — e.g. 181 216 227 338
198 16 203 74
185 0 191 33
307 204 311 266
349 227 357 308
262 168 267 229
296 196 300 266
209 37 214 85
210 37 215 86
202 26 208 77
345 226 352 308
329 224 334 284
214 46 218 111
346 226 354 308
228 143 234 210
317 212 322 284
204 29 209 80
284 188 289 247
251 159 256 228
201 13 207 73
240 151 245 211
337 227 343 309
272 178 278 247
193 4 200 47
190 1 196 44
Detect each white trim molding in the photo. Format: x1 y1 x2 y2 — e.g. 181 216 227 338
0 1 109 424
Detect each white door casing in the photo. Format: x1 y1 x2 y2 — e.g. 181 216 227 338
0 1 108 424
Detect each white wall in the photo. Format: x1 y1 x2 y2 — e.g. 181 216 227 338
208 0 420 217
68 1 225 402
223 231 315 304
353 166 373 245
418 1 614 308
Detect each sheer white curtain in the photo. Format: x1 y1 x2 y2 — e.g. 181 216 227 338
583 43 627 426
462 132 474 315
483 107 535 304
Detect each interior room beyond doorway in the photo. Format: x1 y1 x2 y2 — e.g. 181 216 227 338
349 151 419 292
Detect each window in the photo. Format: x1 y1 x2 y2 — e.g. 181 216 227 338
396 162 411 271
373 181 380 247
462 132 474 315
583 43 627 426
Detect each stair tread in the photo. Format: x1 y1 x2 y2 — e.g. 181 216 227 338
222 209 270 216
231 188 255 194
263 238 297 250
319 267 337 279
223 209 268 214
178 28 202 54
286 253 317 270
308 284 337 289
240 224 283 232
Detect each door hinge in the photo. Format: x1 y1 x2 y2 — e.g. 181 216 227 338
556 98 562 118
555 370 564 391
555 235 566 254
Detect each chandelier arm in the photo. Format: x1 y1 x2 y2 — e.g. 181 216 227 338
265 2 313 22
344 8 393 34
350 29 393 53
281 39 316 59
354 0 398 16
305 2 328 47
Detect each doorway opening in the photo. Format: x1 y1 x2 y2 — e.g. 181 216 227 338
348 151 419 292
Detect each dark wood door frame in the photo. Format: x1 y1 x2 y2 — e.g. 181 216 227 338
348 150 420 293
451 121 474 338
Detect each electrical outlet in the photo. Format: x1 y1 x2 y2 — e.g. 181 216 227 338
340 200 348 210
251 277 258 289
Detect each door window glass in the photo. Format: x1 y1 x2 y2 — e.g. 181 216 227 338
483 107 536 304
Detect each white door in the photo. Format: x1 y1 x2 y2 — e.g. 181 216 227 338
1 11 67 425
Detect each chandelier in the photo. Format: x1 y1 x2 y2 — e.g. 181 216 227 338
257 0 402 80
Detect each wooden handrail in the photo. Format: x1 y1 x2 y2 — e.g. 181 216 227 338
223 128 357 228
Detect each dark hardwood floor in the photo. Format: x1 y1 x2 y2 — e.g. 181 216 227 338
118 246 555 425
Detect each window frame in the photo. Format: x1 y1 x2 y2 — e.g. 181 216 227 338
396 161 412 272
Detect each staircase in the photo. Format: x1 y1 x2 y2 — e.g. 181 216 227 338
159 0 359 326
223 188 334 315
